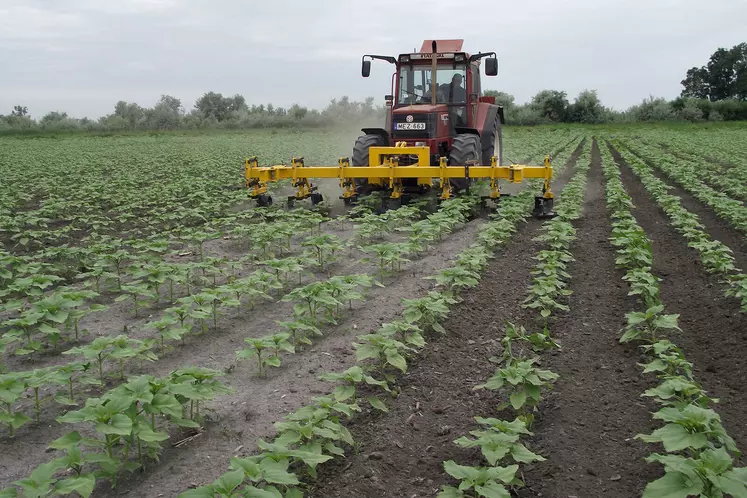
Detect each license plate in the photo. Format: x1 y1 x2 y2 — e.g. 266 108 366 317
395 122 426 130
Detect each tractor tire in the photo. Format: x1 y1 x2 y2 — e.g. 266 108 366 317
352 133 388 194
481 114 503 166
449 134 481 192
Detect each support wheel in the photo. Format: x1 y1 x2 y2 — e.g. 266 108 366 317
449 134 481 192
257 194 273 207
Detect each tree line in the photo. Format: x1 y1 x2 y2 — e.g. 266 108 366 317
0 94 383 134
1 42 745 134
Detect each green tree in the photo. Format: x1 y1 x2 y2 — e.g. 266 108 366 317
530 90 569 121
568 89 606 123
11 105 28 117
681 42 747 101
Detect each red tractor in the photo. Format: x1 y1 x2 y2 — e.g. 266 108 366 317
354 39 503 196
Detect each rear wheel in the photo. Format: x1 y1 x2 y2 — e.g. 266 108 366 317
449 134 481 192
352 133 388 194
481 114 503 166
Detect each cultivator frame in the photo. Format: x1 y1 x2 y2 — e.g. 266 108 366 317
244 143 557 218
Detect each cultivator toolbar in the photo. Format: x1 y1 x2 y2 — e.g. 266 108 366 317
244 144 557 218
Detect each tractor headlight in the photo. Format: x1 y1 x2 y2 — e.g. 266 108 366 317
415 141 426 147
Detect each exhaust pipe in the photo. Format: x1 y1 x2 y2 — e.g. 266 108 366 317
431 40 437 105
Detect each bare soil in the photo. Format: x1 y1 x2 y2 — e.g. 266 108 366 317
305 144 620 498
512 140 660 498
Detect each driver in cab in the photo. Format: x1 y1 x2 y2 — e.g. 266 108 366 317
447 74 466 103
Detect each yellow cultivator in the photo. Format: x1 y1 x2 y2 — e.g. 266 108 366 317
244 143 557 219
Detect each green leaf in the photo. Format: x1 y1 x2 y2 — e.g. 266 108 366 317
49 431 82 450
261 459 300 486
438 486 465 498
367 396 388 412
135 424 169 443
475 482 510 498
0 488 18 498
714 468 747 496
149 394 183 418
54 474 96 498
510 444 545 463
443 461 478 481
177 486 215 498
333 385 355 402
96 414 133 436
637 424 709 452
642 472 703 498
244 487 283 498
509 391 527 410
385 350 407 373
265 356 281 368
215 469 245 494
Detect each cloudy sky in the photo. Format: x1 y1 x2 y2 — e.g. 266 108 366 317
1 0 745 119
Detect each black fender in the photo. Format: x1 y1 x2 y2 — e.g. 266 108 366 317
454 127 480 137
361 128 390 144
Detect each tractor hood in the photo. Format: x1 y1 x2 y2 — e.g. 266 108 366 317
391 105 451 140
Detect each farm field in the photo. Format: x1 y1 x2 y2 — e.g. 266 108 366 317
1 123 747 498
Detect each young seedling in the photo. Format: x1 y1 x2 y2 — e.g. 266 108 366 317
620 304 681 344
437 460 521 498
474 357 558 428
237 337 278 377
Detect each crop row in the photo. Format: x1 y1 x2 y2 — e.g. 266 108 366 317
638 128 747 171
435 140 591 496
609 141 747 313
599 143 747 497
617 140 747 236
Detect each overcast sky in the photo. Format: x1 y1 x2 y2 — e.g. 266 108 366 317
1 0 745 119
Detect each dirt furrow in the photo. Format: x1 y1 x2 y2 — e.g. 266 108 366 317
514 139 660 498
608 141 747 460
304 146 584 498
306 212 549 498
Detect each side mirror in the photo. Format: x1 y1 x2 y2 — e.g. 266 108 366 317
385 94 393 106
485 57 498 76
362 60 371 77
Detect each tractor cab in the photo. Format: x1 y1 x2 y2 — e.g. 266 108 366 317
360 39 499 167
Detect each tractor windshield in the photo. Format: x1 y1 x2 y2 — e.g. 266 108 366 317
397 64 467 105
